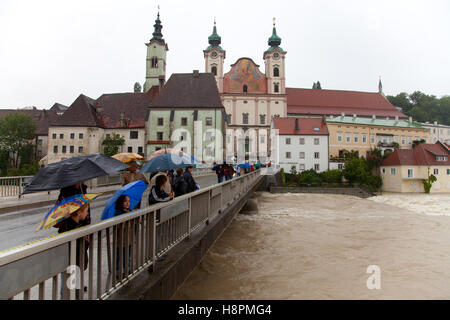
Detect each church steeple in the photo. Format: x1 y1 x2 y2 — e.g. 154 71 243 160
378 77 384 96
268 18 282 48
206 18 223 50
150 10 165 44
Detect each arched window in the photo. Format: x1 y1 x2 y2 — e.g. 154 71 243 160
211 66 217 76
273 67 279 77
151 57 158 68
274 83 279 93
243 84 248 93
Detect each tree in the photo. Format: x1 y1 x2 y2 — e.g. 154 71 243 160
134 82 142 93
316 81 322 89
343 157 370 186
412 139 426 148
312 82 317 89
0 113 36 169
102 133 125 156
422 168 437 194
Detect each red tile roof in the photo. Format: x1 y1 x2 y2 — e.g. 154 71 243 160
382 143 450 166
287 88 407 118
0 108 60 136
272 117 329 135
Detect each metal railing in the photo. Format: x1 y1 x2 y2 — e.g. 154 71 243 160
0 176 32 197
0 170 262 300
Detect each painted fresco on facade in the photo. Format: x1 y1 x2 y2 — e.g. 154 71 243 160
223 58 267 94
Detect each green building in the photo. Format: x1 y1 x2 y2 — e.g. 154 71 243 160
146 71 227 164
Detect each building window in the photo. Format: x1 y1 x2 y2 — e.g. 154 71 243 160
128 147 133 153
314 152 320 159
394 136 398 143
130 131 138 139
286 152 291 159
79 146 83 153
243 84 248 93
382 168 386 174
362 134 367 143
205 117 213 126
70 146 74 153
299 152 305 159
61 146 66 153
205 132 212 142
436 156 447 161
157 132 163 141
273 67 279 77
211 66 217 76
408 137 412 145
299 164 305 171
401 136 406 145
242 113 248 124
105 134 110 138
52 133 56 139
181 118 187 126
138 146 143 154
299 138 305 145
37 139 42 145
70 133 74 139
60 134 64 139
157 118 164 126
354 134 359 143
79 133 83 139
53 146 58 153
337 132 342 142
314 138 320 145
180 131 187 141
371 135 375 144
151 57 158 68
433 168 439 175
314 164 320 171
260 114 266 124
447 169 450 175
390 168 396 175
286 138 291 145
338 164 344 170
408 168 414 178
274 83 279 93
346 133 351 143
260 135 265 144
155 147 162 151
205 147 213 157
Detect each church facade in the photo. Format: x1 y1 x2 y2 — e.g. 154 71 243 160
203 20 287 162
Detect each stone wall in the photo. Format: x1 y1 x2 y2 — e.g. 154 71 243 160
269 186 375 199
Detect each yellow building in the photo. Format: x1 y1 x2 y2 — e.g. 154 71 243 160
380 142 450 193
326 115 430 159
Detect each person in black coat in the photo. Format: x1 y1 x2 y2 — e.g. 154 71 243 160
172 168 188 197
183 166 197 193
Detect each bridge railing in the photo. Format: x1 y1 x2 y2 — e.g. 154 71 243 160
0 170 261 300
0 176 33 198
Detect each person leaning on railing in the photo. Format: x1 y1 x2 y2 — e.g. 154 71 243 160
122 161 149 209
148 174 174 206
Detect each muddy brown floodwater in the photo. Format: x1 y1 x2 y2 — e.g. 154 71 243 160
172 192 450 299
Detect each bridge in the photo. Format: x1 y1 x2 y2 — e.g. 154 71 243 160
0 169 276 300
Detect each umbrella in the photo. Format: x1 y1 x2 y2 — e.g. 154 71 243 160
141 153 199 173
101 180 148 220
148 148 201 163
36 193 101 232
112 152 143 163
23 153 129 194
238 163 251 169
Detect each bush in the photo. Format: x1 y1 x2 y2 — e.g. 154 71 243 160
298 169 322 185
320 170 343 184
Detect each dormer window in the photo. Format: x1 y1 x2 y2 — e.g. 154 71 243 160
243 84 248 93
436 156 447 161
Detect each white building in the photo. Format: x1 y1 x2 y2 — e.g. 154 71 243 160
272 117 329 173
420 121 450 144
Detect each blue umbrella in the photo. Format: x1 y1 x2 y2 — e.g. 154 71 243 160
101 180 148 220
141 153 198 173
238 163 251 169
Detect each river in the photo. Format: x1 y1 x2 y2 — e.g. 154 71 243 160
172 192 450 299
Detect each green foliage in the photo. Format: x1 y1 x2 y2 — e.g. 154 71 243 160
134 82 142 93
343 157 382 192
281 168 286 184
320 170 343 184
422 168 438 193
290 165 297 175
0 113 36 169
102 133 125 157
366 148 383 170
412 139 426 148
298 169 322 185
386 91 450 126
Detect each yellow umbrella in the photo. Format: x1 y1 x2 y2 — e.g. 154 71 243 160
112 152 143 163
35 193 102 232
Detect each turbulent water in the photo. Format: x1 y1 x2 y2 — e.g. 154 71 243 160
172 192 450 299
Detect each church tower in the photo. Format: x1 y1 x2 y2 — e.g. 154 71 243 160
203 19 226 93
144 11 169 92
263 18 286 95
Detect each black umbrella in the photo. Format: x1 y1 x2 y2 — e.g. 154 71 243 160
23 153 129 194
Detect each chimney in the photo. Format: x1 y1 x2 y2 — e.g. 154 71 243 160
295 118 299 131
372 115 376 120
395 116 399 121
193 70 199 78
120 112 125 127
434 121 438 126
95 101 103 114
409 116 412 123
353 114 357 118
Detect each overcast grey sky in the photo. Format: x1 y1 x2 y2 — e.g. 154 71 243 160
1 0 449 109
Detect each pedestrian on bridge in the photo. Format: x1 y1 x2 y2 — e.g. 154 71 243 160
122 161 149 209
183 166 198 193
55 182 91 228
148 174 174 206
212 163 224 183
172 168 188 197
